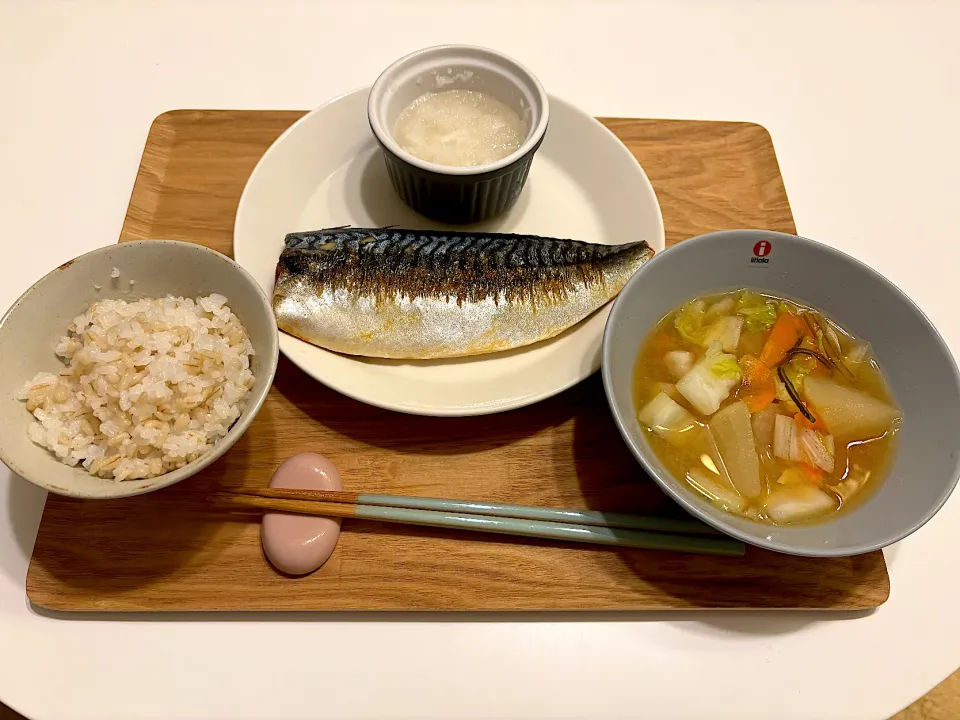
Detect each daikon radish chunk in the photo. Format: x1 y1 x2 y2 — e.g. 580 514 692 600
686 468 745 512
709 401 762 499
702 316 744 353
751 404 779 450
845 341 872 365
803 376 902 439
664 350 694 380
692 425 731 481
637 392 697 447
655 382 687 406
704 297 735 321
776 468 810 486
764 485 837 523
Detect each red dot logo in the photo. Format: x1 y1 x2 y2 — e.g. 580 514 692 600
753 240 772 257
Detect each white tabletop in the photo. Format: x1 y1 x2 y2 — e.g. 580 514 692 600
2 1 959 718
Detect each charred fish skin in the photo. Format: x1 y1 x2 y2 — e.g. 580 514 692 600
274 227 654 359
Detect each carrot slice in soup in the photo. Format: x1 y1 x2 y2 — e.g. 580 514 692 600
738 354 776 412
759 313 811 367
799 464 826 484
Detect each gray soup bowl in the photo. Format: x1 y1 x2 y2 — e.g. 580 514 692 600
602 229 960 557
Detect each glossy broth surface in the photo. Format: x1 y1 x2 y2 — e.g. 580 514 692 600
632 289 902 525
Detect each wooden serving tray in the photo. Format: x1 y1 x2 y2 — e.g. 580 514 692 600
25 111 890 611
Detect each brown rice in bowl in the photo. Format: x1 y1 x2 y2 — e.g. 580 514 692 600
18 293 256 481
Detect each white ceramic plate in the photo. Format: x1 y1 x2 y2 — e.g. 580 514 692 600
234 87 664 416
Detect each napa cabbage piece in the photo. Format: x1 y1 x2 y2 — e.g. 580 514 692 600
674 299 708 344
798 427 835 473
773 414 803 462
676 353 742 415
735 291 779 332
710 356 742 380
772 414 835 472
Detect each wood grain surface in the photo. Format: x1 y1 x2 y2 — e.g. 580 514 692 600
25 110 890 611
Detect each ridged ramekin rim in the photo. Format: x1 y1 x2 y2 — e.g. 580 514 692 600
367 43 550 178
375 128 546 181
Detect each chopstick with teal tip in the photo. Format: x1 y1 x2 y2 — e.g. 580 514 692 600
215 488 744 558
355 494 723 535
225 486 721 534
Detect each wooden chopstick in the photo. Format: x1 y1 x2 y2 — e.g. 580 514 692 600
220 486 722 535
212 489 744 558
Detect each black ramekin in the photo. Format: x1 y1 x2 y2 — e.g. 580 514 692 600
367 45 549 225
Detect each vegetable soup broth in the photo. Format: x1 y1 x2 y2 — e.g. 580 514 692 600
632 289 901 526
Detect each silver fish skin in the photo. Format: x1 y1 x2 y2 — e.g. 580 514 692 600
273 227 654 359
